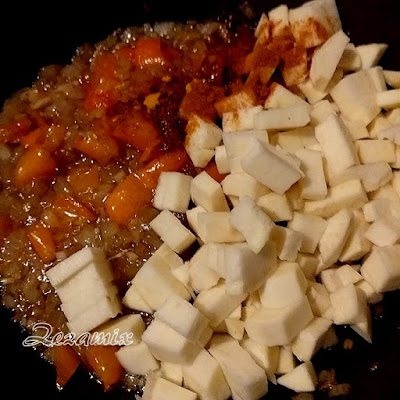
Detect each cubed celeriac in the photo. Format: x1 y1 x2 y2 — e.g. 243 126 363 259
268 4 290 38
143 376 197 400
122 283 153 314
209 335 268 400
269 226 303 262
160 362 183 386
306 282 332 317
362 199 391 222
221 173 270 201
150 210 196 254
153 243 184 270
376 89 400 110
264 83 311 110
276 361 318 393
153 172 193 213
273 126 317 154
383 70 400 88
356 43 388 69
275 347 297 375
222 106 263 133
256 192 293 222
186 205 207 237
215 145 230 174
310 30 349 91
367 66 387 92
364 216 400 247
338 43 361 71
356 139 396 164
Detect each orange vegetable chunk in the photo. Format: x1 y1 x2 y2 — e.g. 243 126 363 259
27 223 57 263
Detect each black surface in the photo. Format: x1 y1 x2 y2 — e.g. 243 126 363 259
1 1 400 399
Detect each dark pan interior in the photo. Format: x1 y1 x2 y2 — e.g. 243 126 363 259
1 1 400 399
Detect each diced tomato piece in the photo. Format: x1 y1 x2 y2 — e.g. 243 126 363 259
27 223 57 263
83 345 123 391
0 116 32 143
74 132 119 166
111 109 159 151
14 145 57 189
105 148 191 225
52 345 80 389
204 159 227 183
84 54 119 112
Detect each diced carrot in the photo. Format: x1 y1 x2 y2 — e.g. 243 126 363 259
44 125 66 153
117 38 174 68
67 164 100 195
204 159 227 183
53 194 96 223
0 116 32 143
27 223 57 263
105 148 191 225
19 127 46 148
111 109 159 151
74 132 119 166
84 54 119 112
83 345 123 391
0 215 14 240
138 138 163 164
14 145 57 189
52 345 80 389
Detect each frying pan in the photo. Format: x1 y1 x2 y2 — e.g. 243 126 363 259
1 1 400 399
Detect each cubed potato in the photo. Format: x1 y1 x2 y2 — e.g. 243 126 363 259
310 100 337 126
355 280 384 305
315 114 359 175
330 284 368 325
338 43 361 71
383 70 400 89
241 140 303 195
153 172 193 213
182 348 231 400
367 66 387 92
122 283 153 314
153 243 184 270
193 282 248 328
275 347 297 375
370 184 400 219
296 148 327 200
215 145 231 174
276 361 318 393
368 113 392 139
208 335 268 400
245 295 313 346
304 179 368 218
364 216 400 246
150 210 196 254
296 254 319 279
221 173 270 201
222 106 262 133
116 341 160 375
291 317 333 362
361 244 400 292
330 70 381 126
288 212 327 254
197 212 245 244
160 362 183 386
269 226 303 262
259 261 308 308
288 0 342 48
336 264 363 286
356 43 388 69
274 126 317 154
241 337 280 381
362 199 391 222
130 256 191 310
341 117 370 141
357 140 396 164
154 297 209 343
376 89 400 110
186 205 207 237
318 208 353 266
264 83 310 110
190 171 229 212
320 269 343 294
142 319 200 364
310 30 350 91
143 376 197 400
230 196 275 253
256 192 293 222
254 105 310 131
224 242 277 296
306 281 332 317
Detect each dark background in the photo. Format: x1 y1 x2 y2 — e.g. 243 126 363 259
1 1 400 399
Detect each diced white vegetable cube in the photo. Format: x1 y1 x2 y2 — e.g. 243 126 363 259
276 361 318 393
315 114 359 175
150 210 196 254
291 317 333 362
116 341 160 375
296 148 327 200
161 362 183 386
310 100 337 126
154 297 209 343
143 319 200 364
153 172 193 213
341 117 370 141
310 30 349 91
363 199 391 222
241 140 303 195
288 0 342 48
304 179 368 218
122 283 154 314
370 184 400 218
215 145 231 174
273 126 317 154
143 376 197 400
193 282 248 328
255 12 270 43
270 227 303 262
336 264 363 286
264 83 310 110
355 280 383 305
356 139 396 163
297 254 319 279
275 347 296 375
288 212 327 254
224 242 277 296
182 348 231 400
153 243 184 270
245 295 313 346
356 43 388 69
306 281 332 317
256 192 293 222
368 113 392 139
131 256 191 310
330 70 381 126
259 261 308 308
209 335 268 400
376 89 400 110
383 70 400 88
221 173 270 201
230 196 274 253
186 205 207 237
254 105 310 131
338 43 361 71
364 216 400 246
330 283 368 325
268 4 290 38
318 208 353 265
190 171 229 212
367 66 387 92
197 212 245 244
222 106 263 133
320 269 343 294
361 245 400 292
